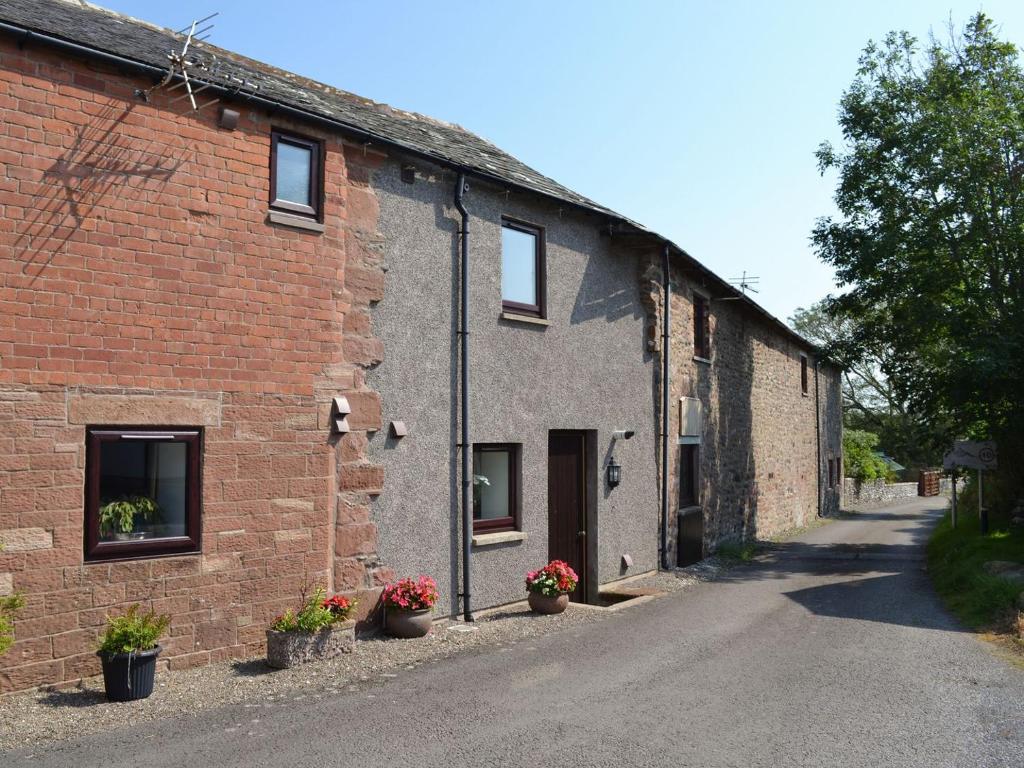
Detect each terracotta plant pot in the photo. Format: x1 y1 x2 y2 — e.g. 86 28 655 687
528 592 569 614
384 607 433 638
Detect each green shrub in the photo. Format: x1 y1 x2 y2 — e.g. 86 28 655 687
98 605 170 656
0 593 26 656
843 429 892 482
269 587 336 633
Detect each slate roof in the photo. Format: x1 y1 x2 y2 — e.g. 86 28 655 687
0 0 824 356
0 0 633 223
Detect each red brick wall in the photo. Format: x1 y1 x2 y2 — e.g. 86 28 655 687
0 40 387 691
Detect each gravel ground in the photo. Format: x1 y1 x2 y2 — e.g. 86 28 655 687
0 564 721 751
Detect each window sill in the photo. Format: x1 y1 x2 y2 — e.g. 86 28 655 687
678 505 702 515
471 530 527 547
693 356 711 365
802 391 810 397
500 312 550 327
267 210 325 233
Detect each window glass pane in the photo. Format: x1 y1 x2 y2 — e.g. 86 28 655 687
473 450 510 520
98 440 188 542
502 226 537 306
276 141 312 206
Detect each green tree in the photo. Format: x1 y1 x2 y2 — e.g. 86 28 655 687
790 300 949 467
842 429 891 482
814 14 1024 503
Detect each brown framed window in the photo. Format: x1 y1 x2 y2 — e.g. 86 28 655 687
678 443 700 508
501 219 545 317
801 354 809 394
472 443 520 532
85 428 202 561
270 129 323 219
828 458 836 488
693 294 710 359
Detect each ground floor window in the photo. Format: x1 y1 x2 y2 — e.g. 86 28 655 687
679 443 700 508
472 443 520 532
85 428 202 561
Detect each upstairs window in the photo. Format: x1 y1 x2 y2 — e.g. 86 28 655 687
801 354 809 395
693 293 710 360
270 129 322 219
472 444 520 533
501 219 545 317
85 428 202 561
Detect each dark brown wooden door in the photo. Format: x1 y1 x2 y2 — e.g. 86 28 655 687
547 431 587 602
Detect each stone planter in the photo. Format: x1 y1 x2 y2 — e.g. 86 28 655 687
528 592 569 614
265 622 354 669
384 607 433 638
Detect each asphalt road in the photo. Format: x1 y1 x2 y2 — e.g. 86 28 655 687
10 498 1024 767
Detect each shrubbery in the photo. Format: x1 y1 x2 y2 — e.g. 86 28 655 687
843 429 892 482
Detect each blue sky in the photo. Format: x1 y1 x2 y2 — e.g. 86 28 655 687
101 1 1024 322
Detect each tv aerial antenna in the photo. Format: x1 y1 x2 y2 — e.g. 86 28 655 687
728 271 760 295
136 12 259 112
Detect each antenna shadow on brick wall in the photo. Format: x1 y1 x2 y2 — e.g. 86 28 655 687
16 101 185 281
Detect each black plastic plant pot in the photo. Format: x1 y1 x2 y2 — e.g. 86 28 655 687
97 645 161 702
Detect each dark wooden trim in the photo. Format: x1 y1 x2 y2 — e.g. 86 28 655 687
269 128 324 222
84 427 203 562
500 217 546 318
547 430 588 601
693 293 710 360
678 443 700 509
472 443 520 533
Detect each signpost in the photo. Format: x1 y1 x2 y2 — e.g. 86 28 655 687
942 441 998 532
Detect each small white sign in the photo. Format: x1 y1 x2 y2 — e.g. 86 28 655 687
679 397 701 439
943 440 997 471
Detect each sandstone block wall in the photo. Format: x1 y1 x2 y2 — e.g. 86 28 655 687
0 40 387 692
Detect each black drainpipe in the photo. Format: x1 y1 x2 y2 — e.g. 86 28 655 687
814 359 822 517
454 174 473 621
661 243 671 569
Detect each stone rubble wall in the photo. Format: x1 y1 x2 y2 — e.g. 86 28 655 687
842 478 919 509
643 258 844 558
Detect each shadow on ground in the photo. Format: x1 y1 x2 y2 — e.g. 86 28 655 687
700 503 961 632
38 687 106 709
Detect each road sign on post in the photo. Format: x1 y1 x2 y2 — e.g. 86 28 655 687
942 441 997 533
942 441 998 471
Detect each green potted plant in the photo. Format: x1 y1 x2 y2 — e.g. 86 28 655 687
266 586 357 668
98 495 160 540
381 576 438 638
96 605 170 702
525 560 578 614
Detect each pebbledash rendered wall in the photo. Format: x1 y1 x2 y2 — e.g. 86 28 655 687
645 261 843 559
0 40 391 692
368 159 660 613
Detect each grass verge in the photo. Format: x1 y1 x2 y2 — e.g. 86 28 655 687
926 503 1024 656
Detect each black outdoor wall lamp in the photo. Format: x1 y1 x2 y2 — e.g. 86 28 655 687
607 458 622 489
